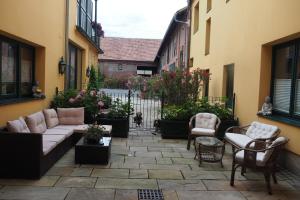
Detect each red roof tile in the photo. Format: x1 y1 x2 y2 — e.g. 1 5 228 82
100 37 161 62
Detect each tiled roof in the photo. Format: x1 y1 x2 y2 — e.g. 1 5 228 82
100 37 161 62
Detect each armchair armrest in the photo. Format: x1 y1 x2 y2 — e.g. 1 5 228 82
189 115 196 131
225 125 250 135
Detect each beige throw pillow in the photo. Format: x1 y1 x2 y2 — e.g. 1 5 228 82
7 117 30 133
25 111 47 133
57 107 84 125
43 109 59 128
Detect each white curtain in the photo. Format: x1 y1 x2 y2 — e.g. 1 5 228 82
273 79 291 113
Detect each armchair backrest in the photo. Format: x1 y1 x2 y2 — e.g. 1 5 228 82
245 121 278 139
195 113 218 130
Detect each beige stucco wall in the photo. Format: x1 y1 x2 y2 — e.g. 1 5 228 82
189 0 300 154
0 0 98 126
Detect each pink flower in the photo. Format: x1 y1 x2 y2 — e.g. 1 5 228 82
69 98 75 104
98 101 104 108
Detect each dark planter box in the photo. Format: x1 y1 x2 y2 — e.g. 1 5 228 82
160 119 189 139
98 118 129 138
216 119 239 140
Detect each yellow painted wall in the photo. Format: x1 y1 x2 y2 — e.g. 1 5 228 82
0 0 98 126
189 0 300 154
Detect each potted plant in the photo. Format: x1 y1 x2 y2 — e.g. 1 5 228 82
97 98 133 138
84 124 104 145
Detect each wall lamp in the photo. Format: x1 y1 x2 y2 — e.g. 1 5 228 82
86 66 91 78
58 57 66 74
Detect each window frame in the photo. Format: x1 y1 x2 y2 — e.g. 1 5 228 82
0 35 35 101
270 38 300 120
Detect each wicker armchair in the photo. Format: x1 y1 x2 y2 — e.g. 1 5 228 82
230 137 288 195
225 121 280 151
187 113 221 150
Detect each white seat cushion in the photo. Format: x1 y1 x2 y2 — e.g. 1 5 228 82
246 121 278 139
43 128 73 137
225 132 253 148
54 125 81 131
191 128 215 136
43 141 57 155
43 134 66 144
235 150 266 167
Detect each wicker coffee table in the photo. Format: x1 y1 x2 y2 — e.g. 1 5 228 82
194 137 225 167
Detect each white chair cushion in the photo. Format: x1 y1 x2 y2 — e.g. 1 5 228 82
43 134 66 144
191 128 215 136
225 132 253 148
43 141 57 155
195 113 217 129
43 128 73 137
235 150 266 167
245 121 278 139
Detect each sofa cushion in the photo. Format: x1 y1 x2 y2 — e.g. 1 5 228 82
245 121 278 139
57 107 84 125
25 111 47 133
54 125 81 131
43 128 73 137
191 128 215 136
43 134 66 143
7 117 30 133
225 132 253 148
235 150 266 167
43 140 57 155
43 109 59 128
195 113 217 130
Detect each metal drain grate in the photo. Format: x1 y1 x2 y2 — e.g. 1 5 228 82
138 189 164 200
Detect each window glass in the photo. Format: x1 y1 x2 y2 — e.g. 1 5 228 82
273 45 294 113
1 41 17 96
20 47 33 96
294 45 300 115
81 0 86 10
81 9 86 30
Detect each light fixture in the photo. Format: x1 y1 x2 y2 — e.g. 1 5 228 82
86 66 91 77
58 57 66 74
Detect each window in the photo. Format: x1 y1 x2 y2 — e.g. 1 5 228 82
226 0 231 3
77 0 93 38
271 39 300 119
0 36 34 101
207 0 212 13
193 2 199 34
224 64 235 108
66 43 82 89
205 18 211 55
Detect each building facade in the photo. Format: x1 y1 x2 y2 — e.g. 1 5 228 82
189 0 300 173
100 37 161 78
0 0 100 126
156 7 189 72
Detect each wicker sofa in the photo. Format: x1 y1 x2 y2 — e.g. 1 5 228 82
0 107 85 179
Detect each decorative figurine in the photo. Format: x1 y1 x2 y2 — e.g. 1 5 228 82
32 81 45 98
258 96 272 116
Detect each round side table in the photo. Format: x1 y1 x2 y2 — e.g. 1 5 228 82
194 136 225 167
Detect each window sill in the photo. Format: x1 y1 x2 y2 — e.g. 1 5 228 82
257 113 300 128
0 97 45 106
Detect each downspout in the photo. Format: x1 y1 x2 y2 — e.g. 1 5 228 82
64 0 70 89
186 0 192 71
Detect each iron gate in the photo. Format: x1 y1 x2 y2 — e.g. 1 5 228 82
100 89 161 130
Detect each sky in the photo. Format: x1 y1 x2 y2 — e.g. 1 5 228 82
97 0 188 39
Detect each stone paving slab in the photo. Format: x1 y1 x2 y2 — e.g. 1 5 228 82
46 167 74 176
91 169 129 178
110 162 140 169
135 151 162 158
149 169 183 180
158 180 207 191
125 156 156 164
129 146 148 152
95 178 158 189
163 190 179 200
182 170 227 180
70 168 93 177
162 152 182 158
0 176 59 187
0 186 70 200
129 169 148 179
65 188 115 200
176 190 246 200
115 189 138 200
172 157 199 165
148 147 174 152
156 157 173 164
55 177 97 188
140 164 191 170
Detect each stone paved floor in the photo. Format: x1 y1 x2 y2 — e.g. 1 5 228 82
0 130 299 200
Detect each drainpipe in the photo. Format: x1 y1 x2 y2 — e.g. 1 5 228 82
64 0 70 89
186 0 192 71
